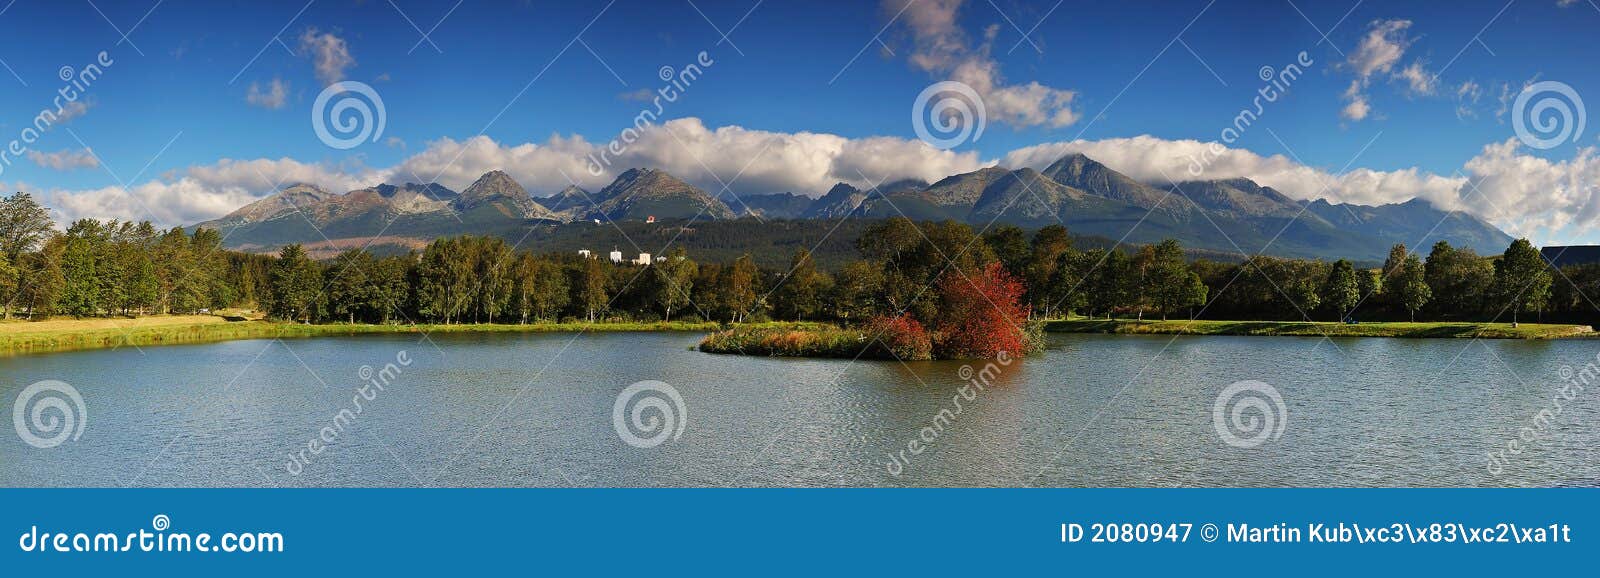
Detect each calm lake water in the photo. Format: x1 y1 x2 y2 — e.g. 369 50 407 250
2 331 1596 487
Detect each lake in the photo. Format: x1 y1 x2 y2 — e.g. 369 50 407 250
2 331 1595 487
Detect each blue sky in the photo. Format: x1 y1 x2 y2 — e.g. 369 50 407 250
1 0 1597 242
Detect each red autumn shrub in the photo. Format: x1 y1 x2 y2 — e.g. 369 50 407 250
933 262 1032 359
865 314 933 360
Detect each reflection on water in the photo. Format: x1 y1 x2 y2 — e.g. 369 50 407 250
1 331 1595 487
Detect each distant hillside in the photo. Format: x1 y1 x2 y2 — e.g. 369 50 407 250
192 153 1514 262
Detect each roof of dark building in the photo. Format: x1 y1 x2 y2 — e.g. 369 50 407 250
1541 246 1600 268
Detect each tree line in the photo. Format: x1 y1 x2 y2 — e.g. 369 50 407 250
0 192 1572 326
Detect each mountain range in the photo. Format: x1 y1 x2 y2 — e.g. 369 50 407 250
194 153 1512 262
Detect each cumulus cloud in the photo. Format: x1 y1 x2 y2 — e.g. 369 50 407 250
299 28 354 86
246 77 289 109
1460 139 1600 242
884 0 1079 128
26 148 99 171
1340 19 1436 120
391 118 985 195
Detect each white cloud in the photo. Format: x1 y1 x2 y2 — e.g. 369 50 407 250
1341 81 1372 121
1495 74 1543 123
617 88 655 102
246 77 289 109
1455 80 1482 119
299 28 354 86
1340 19 1436 121
26 148 99 171
1397 60 1438 96
56 100 91 122
390 118 984 195
1460 139 1600 242
1347 20 1412 80
885 0 1079 128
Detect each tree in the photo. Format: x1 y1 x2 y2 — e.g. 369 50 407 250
56 234 99 316
1041 248 1083 316
1380 243 1409 309
1398 254 1431 322
773 248 826 321
830 259 884 322
1086 249 1132 319
1425 241 1492 317
1493 238 1552 324
1180 271 1208 320
722 255 759 323
578 257 609 322
1145 239 1194 320
982 225 1030 280
0 192 53 263
328 249 376 323
1323 259 1360 321
1026 225 1072 317
191 227 233 310
370 255 412 324
268 244 323 323
18 238 64 317
933 262 1031 359
470 237 515 323
0 252 16 318
651 247 698 322
416 238 473 323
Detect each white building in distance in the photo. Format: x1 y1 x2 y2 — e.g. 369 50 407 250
609 249 623 263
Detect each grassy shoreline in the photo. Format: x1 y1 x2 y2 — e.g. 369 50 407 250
0 316 719 357
1044 318 1593 339
4 314 1589 358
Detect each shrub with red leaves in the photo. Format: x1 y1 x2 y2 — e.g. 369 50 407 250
932 262 1032 359
864 314 933 360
